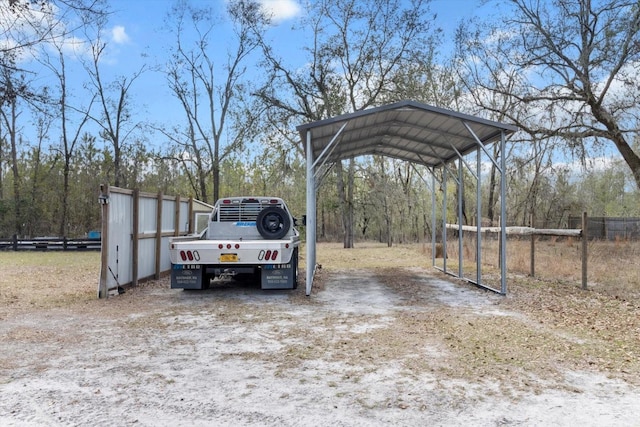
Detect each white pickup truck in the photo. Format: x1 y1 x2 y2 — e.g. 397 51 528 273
169 196 300 290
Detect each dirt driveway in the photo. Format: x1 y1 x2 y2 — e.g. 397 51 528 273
1 267 638 426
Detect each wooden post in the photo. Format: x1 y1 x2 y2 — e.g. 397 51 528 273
530 214 535 277
132 189 140 287
174 195 181 237
155 192 163 280
188 197 194 235
582 211 588 290
98 185 110 299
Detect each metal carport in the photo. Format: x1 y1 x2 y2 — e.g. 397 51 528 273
297 100 518 296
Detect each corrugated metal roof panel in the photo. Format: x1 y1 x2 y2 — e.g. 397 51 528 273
298 100 517 167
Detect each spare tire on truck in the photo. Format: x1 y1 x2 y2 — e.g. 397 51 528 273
256 206 291 240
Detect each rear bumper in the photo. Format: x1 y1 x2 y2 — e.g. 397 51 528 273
169 239 299 265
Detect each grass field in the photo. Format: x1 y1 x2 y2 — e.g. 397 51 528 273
0 251 100 313
1 239 639 310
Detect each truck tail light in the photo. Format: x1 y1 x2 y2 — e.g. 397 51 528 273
179 250 199 262
218 244 223 249
265 250 271 260
272 250 278 260
235 243 240 249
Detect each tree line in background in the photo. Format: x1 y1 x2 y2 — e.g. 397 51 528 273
1 0 639 244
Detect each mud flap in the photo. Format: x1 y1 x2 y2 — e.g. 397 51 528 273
261 263 295 289
171 264 204 289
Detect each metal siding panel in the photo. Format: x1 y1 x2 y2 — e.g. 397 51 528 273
138 238 156 279
139 196 157 234
160 235 172 271
179 201 190 233
162 199 175 233
107 192 133 289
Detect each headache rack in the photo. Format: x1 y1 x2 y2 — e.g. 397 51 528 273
216 198 285 222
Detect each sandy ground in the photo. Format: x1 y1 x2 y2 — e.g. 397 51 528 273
1 267 639 426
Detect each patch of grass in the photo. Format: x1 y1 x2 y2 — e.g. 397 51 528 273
0 251 100 315
301 241 430 270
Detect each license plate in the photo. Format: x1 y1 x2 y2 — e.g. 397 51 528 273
220 253 238 262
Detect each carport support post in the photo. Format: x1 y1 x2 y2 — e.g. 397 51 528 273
476 141 482 286
306 129 316 296
442 166 447 273
582 211 588 290
499 131 507 294
458 157 463 278
431 173 436 266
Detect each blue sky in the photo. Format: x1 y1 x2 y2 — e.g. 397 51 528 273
4 0 491 152
90 0 489 133
6 0 625 187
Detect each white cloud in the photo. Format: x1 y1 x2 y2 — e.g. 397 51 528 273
111 25 130 44
259 0 301 23
60 35 90 57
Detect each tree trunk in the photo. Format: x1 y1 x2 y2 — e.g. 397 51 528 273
487 145 499 226
346 158 355 248
213 162 220 203
590 104 640 191
59 159 70 237
336 160 354 248
8 98 22 236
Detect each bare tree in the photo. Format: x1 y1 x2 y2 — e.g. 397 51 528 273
161 0 262 203
84 34 145 188
0 68 23 234
0 0 108 101
254 0 439 247
37 32 94 237
0 0 107 236
456 0 640 190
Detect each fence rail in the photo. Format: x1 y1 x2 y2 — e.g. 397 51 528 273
0 236 101 251
446 211 589 290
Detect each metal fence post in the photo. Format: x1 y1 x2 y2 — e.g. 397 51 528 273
582 211 588 290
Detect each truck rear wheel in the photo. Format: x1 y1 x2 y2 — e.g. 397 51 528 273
256 206 290 240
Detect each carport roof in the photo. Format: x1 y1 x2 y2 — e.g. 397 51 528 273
297 100 518 167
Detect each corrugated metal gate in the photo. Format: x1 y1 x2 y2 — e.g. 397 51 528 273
568 216 640 240
97 185 212 298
